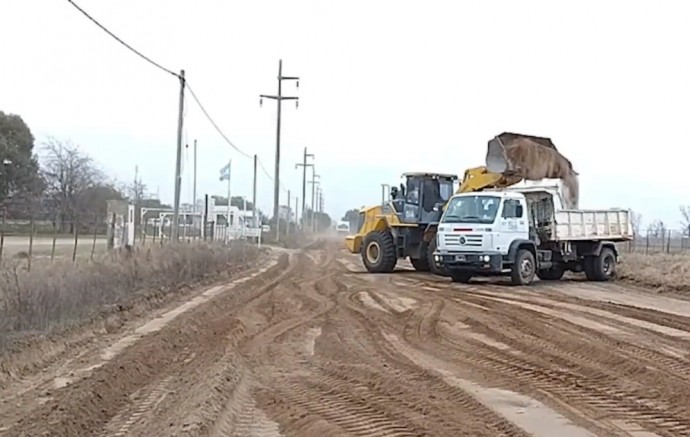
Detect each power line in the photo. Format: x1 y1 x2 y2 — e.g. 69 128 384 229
64 0 179 79
185 83 253 159
65 0 294 197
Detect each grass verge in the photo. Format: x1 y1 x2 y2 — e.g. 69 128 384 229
0 241 263 354
619 252 690 292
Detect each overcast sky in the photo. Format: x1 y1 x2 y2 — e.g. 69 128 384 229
2 0 689 228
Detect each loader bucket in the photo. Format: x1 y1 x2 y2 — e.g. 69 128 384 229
484 132 580 209
486 137 511 174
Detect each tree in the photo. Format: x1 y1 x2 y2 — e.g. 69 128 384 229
0 111 44 216
681 205 690 237
341 209 360 223
41 138 107 232
647 219 667 239
630 210 642 238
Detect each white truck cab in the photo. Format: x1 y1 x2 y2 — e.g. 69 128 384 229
433 180 633 285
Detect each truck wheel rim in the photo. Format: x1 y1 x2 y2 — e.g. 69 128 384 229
603 255 613 276
520 258 533 279
366 242 381 263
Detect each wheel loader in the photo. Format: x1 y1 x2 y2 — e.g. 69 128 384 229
344 132 579 274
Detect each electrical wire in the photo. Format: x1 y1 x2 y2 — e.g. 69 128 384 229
65 0 294 197
185 83 253 160
65 0 180 79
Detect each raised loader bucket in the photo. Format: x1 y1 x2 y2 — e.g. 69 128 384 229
486 136 511 174
484 132 580 209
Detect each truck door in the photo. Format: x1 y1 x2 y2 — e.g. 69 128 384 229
496 198 529 253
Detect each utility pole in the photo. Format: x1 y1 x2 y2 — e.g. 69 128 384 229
219 159 231 242
193 139 198 214
295 196 304 232
308 172 320 232
252 154 258 230
171 69 186 242
259 59 300 239
287 189 291 236
295 147 314 229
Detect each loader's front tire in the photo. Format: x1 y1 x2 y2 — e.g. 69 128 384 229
361 230 397 273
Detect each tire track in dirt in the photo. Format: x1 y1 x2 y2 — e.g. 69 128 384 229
4 252 293 436
388 272 690 436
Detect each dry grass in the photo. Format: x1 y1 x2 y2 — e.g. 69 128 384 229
618 252 690 292
0 241 262 353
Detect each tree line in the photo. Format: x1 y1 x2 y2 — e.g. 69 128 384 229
1 110 334 233
1 110 166 233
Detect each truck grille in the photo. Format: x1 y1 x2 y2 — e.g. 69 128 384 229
442 233 483 248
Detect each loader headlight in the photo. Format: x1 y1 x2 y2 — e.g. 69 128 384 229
483 255 490 262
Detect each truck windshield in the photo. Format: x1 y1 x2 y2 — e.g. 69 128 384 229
442 195 500 224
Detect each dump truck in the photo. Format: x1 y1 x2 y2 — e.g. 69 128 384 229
433 179 633 285
345 132 582 275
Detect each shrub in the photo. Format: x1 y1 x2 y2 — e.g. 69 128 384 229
0 241 261 352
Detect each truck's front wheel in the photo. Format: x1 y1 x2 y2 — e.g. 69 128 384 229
511 249 536 286
587 247 617 281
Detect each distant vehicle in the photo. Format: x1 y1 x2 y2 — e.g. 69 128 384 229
336 222 350 234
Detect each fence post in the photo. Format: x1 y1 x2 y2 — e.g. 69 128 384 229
0 208 5 261
50 215 58 262
27 216 35 272
90 213 98 261
645 231 649 255
72 216 80 263
667 229 672 254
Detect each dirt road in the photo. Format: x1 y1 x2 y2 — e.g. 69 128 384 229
2 238 690 436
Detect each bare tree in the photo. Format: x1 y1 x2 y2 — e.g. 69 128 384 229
681 205 690 237
647 219 666 239
41 138 105 233
630 210 642 238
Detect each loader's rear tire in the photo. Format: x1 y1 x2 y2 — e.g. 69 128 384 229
361 230 397 273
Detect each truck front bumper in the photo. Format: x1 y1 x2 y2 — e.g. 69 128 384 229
433 251 503 273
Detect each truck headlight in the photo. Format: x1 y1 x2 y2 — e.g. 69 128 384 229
434 255 440 261
483 255 490 262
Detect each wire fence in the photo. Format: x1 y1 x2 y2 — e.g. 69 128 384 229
622 229 690 255
0 215 263 269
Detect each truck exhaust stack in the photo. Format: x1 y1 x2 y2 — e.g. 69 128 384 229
486 132 579 209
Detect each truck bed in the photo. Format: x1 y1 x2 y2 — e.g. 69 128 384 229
554 209 633 241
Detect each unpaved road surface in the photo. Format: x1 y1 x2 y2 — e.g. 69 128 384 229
2 238 690 436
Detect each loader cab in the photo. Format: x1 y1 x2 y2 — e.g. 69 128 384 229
391 172 457 224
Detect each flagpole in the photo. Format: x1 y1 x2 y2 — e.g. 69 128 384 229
226 158 232 242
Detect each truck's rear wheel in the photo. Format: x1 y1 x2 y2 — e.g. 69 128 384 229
410 242 431 272
449 271 472 283
537 265 565 281
589 247 616 281
511 249 536 285
361 230 397 273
